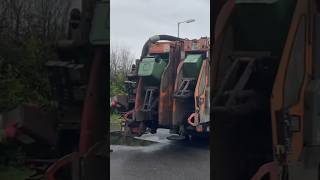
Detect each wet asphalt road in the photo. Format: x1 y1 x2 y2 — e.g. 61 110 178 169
110 129 210 180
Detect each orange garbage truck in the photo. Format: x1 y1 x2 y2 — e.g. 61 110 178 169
124 35 183 136
212 0 320 179
170 37 210 139
124 36 211 139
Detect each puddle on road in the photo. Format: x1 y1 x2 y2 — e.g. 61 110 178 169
110 131 170 153
110 129 209 152
110 131 156 146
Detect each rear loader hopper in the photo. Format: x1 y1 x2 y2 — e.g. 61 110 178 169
170 38 210 140
212 0 320 179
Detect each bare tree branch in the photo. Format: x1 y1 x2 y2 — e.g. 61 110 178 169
110 45 135 81
0 0 71 42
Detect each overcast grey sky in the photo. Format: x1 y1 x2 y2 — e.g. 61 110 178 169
111 0 210 59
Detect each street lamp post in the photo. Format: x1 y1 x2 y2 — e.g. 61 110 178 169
177 19 195 38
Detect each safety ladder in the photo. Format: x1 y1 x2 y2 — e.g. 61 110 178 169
141 87 158 112
214 52 271 106
174 78 196 98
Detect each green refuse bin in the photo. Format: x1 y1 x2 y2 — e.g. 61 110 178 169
138 57 167 83
183 54 203 78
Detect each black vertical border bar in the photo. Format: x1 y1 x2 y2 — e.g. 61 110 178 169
106 0 111 179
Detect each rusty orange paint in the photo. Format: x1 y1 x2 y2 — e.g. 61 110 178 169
214 0 234 42
134 77 143 112
195 59 209 112
159 91 167 113
271 0 315 162
149 42 175 54
183 38 210 52
158 42 182 126
172 61 184 113
211 0 235 95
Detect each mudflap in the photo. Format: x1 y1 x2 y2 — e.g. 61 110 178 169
167 134 187 141
185 122 210 139
122 110 159 137
122 119 146 137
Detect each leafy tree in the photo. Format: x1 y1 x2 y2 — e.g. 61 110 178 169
110 45 135 97
0 0 71 112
